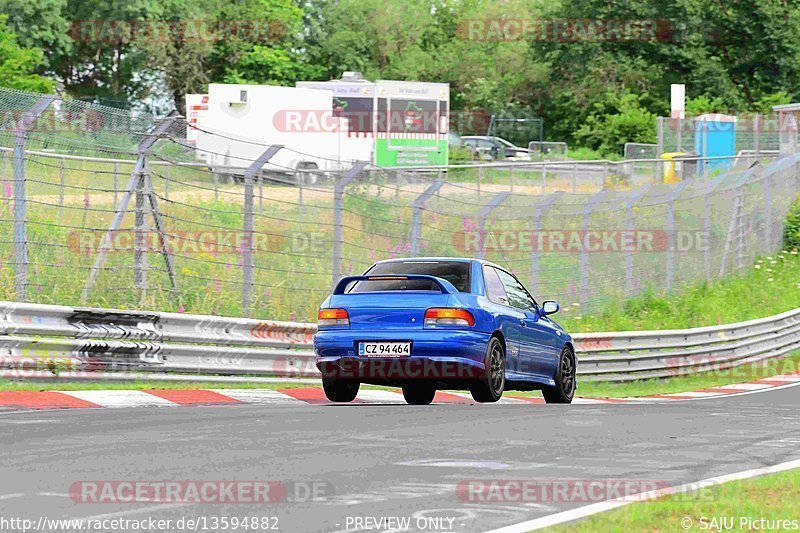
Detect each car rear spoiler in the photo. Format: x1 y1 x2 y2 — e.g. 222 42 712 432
332 275 458 295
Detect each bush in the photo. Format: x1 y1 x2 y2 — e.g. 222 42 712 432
574 91 657 156
784 195 800 250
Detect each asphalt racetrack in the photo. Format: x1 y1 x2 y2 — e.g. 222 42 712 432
1 384 799 533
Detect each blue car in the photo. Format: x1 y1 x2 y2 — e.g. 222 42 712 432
314 258 576 405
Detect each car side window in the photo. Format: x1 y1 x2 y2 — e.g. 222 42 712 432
495 268 535 311
483 266 509 306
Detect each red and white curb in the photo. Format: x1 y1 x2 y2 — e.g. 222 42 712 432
0 373 798 412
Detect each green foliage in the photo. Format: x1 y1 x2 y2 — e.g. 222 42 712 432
562 252 800 333
574 92 657 155
784 195 800 251
447 145 474 164
0 14 54 92
685 94 728 115
0 0 71 70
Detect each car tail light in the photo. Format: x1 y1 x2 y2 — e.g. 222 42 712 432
424 308 475 328
318 308 349 327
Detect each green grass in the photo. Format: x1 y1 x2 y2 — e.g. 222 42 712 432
551 468 800 532
573 350 800 398
560 250 800 333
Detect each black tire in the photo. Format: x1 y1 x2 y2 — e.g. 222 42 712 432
322 377 359 402
469 336 506 403
402 383 436 405
543 346 576 404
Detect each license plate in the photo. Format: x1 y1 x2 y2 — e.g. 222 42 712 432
358 342 411 358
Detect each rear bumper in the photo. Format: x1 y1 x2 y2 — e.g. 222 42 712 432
314 329 491 381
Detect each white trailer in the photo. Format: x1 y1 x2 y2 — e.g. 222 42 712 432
297 73 450 167
190 83 349 182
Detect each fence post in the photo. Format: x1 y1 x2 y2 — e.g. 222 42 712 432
331 162 368 290
296 171 303 211
12 132 28 301
409 178 445 256
529 192 561 295
476 191 510 260
258 173 264 215
704 174 726 280
718 171 752 277
241 145 283 317
580 189 609 307
754 113 761 157
665 179 693 292
477 166 483 196
624 184 653 295
12 95 55 302
83 114 179 302
656 117 664 181
764 170 772 253
133 158 150 302
213 171 219 202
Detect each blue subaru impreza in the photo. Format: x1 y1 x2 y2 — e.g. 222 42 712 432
314 258 575 405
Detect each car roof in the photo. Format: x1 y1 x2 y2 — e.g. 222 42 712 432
374 257 505 270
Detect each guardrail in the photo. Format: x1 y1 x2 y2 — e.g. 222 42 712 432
2 301 799 383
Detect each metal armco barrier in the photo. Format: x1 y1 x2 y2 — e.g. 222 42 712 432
1 301 798 382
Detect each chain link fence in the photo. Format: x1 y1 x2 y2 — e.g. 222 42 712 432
1 88 798 323
657 115 782 156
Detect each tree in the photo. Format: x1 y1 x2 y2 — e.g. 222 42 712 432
136 0 212 113
59 0 163 104
207 0 317 86
0 0 71 72
0 14 54 92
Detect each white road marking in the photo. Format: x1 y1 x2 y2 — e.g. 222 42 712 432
0 493 23 501
755 374 800 382
58 390 177 408
572 398 613 404
445 392 532 404
717 383 774 390
660 391 727 398
208 389 303 404
482 457 800 532
356 389 408 404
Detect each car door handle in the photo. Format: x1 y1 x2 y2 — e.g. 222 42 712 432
520 319 526 327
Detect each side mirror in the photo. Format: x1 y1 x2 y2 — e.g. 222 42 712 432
540 301 559 316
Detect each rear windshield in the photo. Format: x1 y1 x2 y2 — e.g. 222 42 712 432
348 261 471 293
